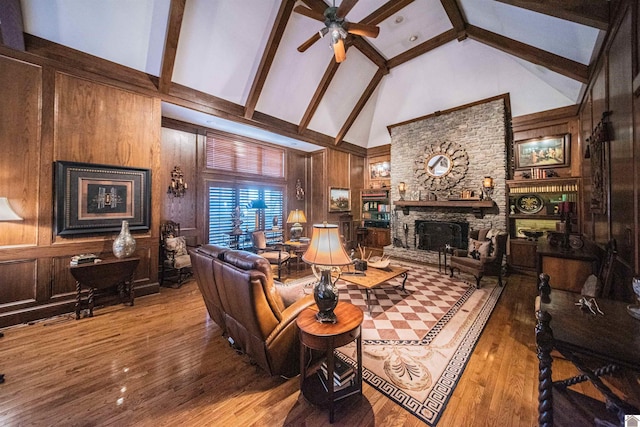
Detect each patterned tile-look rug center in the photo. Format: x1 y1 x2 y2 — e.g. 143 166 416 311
295 263 503 426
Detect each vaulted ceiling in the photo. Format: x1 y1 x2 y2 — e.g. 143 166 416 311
19 0 606 152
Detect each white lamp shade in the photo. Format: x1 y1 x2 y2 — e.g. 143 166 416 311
0 197 22 221
302 223 352 266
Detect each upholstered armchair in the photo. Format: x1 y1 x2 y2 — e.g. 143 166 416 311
160 221 192 287
449 228 508 288
250 231 291 280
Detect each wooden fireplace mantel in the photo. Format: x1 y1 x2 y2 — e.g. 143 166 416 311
394 199 495 218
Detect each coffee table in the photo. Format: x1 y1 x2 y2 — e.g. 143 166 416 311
339 265 408 315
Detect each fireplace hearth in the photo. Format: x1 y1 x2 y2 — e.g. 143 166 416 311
415 220 469 251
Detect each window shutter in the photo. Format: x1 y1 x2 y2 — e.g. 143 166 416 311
206 133 284 178
207 186 235 245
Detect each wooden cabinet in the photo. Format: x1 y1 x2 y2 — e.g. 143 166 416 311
536 242 598 293
506 177 581 270
365 227 390 248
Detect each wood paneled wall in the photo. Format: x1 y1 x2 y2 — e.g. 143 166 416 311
578 0 638 300
0 55 161 327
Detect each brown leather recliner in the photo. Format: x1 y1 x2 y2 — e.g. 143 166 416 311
449 229 508 288
189 244 314 377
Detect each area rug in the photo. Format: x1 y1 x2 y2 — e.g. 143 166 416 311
289 262 503 426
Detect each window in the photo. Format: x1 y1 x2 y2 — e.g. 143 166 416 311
207 183 284 247
206 132 285 178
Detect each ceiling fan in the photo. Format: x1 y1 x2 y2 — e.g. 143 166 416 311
294 0 380 63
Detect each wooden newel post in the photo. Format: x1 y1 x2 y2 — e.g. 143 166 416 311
536 305 554 427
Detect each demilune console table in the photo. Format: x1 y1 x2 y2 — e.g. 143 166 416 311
535 276 640 426
70 257 140 319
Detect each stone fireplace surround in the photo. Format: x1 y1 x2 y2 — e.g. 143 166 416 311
384 96 510 265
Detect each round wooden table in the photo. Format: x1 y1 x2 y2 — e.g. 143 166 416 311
296 301 363 424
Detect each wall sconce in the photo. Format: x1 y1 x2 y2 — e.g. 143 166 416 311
398 182 407 200
482 176 494 201
167 166 187 197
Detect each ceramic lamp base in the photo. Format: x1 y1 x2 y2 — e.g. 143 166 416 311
627 305 640 320
315 310 338 324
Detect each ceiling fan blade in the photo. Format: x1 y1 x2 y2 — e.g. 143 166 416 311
297 32 322 52
293 5 326 22
333 38 346 63
345 22 380 38
336 0 358 19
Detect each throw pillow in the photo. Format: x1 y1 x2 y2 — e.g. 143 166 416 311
468 238 491 260
165 236 188 257
485 229 502 258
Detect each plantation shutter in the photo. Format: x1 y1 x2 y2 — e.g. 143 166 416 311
207 186 235 245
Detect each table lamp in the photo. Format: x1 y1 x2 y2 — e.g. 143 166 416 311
249 199 268 231
482 176 494 201
286 209 307 241
302 223 353 323
0 197 22 384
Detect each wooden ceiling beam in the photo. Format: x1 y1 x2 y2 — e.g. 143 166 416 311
440 0 467 41
466 24 589 83
361 0 416 25
158 0 186 94
351 37 389 73
298 58 341 134
244 0 296 119
387 29 457 69
335 68 385 145
495 0 609 30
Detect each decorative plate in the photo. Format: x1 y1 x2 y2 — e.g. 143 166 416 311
569 235 584 249
516 194 544 214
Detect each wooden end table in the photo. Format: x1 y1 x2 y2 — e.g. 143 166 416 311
297 301 364 424
70 257 139 319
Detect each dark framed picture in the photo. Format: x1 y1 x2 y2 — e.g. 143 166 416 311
515 134 570 170
55 161 151 235
328 187 351 212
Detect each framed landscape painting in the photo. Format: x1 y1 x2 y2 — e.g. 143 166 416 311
328 187 351 212
515 134 570 170
55 161 151 235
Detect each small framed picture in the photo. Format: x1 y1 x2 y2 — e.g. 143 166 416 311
369 161 390 180
515 134 570 170
328 187 351 212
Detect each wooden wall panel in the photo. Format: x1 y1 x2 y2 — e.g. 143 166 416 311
286 151 308 239
608 10 635 268
160 127 197 244
580 93 594 239
591 61 610 243
310 150 326 224
0 260 37 303
0 55 41 247
350 154 365 225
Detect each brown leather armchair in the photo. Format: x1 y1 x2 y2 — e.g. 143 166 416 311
449 229 508 288
189 244 314 377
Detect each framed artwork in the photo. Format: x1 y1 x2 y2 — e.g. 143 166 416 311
369 161 390 180
328 187 351 212
514 134 570 170
55 161 151 235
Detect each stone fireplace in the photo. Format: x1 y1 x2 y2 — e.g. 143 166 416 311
385 96 510 264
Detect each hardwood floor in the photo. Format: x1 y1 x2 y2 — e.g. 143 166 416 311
0 268 622 426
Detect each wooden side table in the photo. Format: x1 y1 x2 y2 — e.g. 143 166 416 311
70 257 140 319
297 301 364 423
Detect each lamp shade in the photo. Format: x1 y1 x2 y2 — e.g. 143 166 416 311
249 199 268 209
302 223 352 266
286 209 307 224
0 197 22 221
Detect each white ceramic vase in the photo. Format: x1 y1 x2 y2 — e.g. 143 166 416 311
112 220 136 259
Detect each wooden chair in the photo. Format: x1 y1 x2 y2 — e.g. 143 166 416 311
160 221 192 287
449 228 508 288
250 231 291 281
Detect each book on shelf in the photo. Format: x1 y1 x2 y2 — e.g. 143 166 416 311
320 359 354 382
317 371 355 392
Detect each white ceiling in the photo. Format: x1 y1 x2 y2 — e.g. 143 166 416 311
20 0 603 152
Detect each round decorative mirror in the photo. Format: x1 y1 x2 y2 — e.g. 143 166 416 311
414 141 469 192
425 154 452 177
